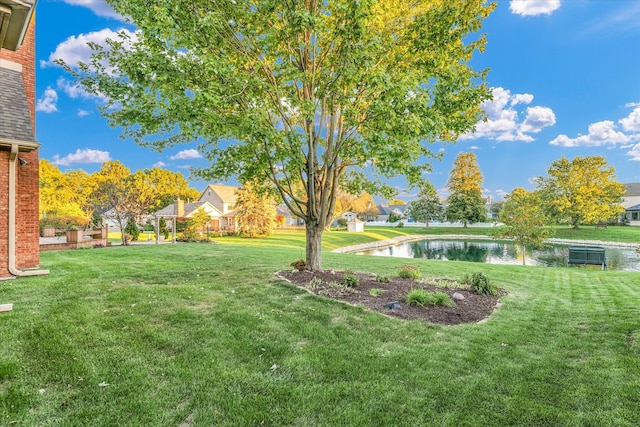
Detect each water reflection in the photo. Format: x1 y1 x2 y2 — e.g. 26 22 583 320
359 239 640 272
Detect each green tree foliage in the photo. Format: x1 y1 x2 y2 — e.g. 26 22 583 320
445 152 487 227
125 217 141 242
491 188 554 265
93 161 155 245
60 0 495 269
190 207 212 236
235 181 277 238
158 217 169 239
536 156 626 229
407 181 443 227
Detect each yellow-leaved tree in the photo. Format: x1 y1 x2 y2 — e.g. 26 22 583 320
536 156 625 229
235 181 276 238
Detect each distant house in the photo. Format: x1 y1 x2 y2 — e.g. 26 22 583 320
341 212 357 222
622 183 640 226
376 203 409 222
199 184 238 214
155 199 235 232
276 205 304 226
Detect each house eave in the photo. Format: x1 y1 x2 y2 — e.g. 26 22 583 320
0 137 39 151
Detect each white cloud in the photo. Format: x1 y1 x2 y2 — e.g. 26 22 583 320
625 102 640 108
63 0 123 20
495 189 509 199
619 107 640 132
53 149 111 166
627 143 640 161
77 109 91 117
510 94 534 106
520 106 556 133
460 87 555 142
56 77 108 103
36 88 58 113
549 120 630 147
469 146 479 150
510 0 560 16
41 28 136 70
170 149 202 160
153 161 166 168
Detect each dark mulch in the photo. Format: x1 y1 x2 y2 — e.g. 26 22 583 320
279 269 503 325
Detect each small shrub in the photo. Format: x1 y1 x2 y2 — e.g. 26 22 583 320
125 218 140 241
462 272 497 296
306 276 323 290
406 288 454 307
376 274 390 283
398 265 421 279
39 215 90 232
340 271 359 288
290 259 306 270
336 218 348 228
396 221 404 228
433 291 455 307
177 227 198 242
369 288 385 297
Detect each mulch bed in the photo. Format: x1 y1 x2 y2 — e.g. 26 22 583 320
278 269 503 325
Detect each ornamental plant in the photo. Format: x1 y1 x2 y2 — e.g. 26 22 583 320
290 259 306 270
398 265 421 279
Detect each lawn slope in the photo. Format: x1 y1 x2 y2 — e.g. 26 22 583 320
1 235 639 425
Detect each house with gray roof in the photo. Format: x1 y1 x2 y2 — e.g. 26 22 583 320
622 183 640 226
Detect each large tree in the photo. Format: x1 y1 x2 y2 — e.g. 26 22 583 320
93 161 155 245
407 181 443 227
445 152 486 227
491 188 553 265
62 0 495 269
536 156 625 229
235 181 277 238
39 160 87 218
144 168 201 211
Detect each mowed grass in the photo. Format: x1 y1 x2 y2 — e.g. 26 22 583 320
1 230 640 426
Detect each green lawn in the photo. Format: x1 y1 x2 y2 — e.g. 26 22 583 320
2 230 640 425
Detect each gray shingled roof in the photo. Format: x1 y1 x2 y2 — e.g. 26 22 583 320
0 66 35 142
624 183 640 197
155 202 208 217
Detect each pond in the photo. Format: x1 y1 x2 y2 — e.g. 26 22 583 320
357 239 640 272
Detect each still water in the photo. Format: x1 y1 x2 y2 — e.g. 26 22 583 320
359 239 640 272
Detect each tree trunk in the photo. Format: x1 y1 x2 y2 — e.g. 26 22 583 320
521 243 526 265
305 220 323 271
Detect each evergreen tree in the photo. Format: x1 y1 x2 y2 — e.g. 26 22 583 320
445 152 487 227
407 182 443 227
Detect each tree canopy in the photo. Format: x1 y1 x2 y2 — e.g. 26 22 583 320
407 181 443 227
491 188 553 265
61 0 495 269
445 152 486 227
536 156 625 229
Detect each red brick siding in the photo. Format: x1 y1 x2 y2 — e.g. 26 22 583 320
0 14 39 276
0 151 9 276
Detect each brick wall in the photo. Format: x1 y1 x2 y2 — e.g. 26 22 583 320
0 151 8 276
0 14 39 276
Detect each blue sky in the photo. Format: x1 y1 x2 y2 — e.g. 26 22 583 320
35 0 640 201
